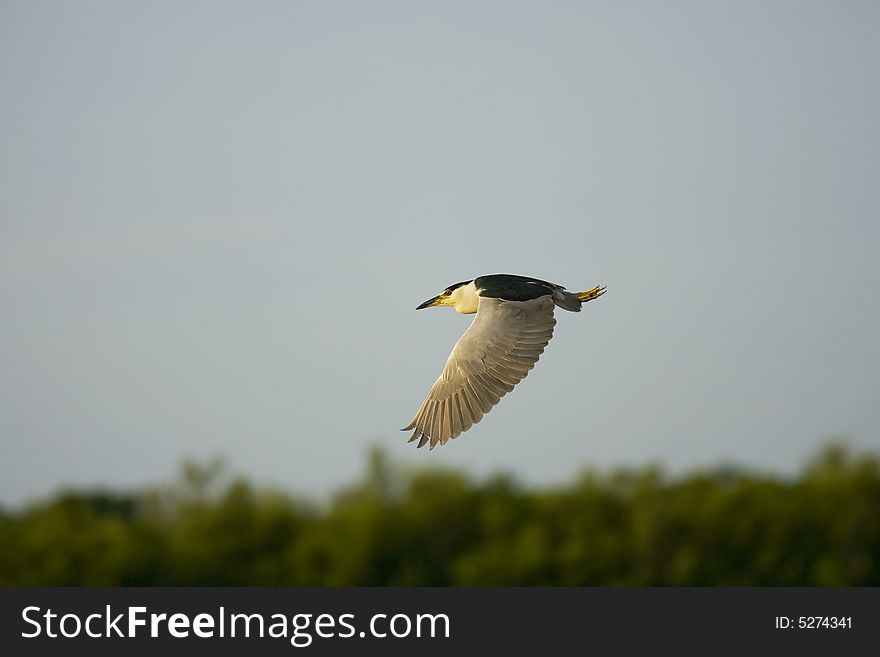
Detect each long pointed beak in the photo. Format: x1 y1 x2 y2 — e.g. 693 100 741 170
416 295 442 310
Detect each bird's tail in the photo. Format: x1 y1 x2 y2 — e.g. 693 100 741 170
576 285 606 303
553 284 606 312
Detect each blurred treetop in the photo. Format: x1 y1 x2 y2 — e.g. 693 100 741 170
1 443 877 586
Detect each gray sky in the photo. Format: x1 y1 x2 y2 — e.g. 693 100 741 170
2 1 878 506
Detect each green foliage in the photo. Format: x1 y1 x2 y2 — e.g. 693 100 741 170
1 443 878 586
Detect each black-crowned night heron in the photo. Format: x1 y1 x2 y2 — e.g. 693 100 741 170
403 274 606 449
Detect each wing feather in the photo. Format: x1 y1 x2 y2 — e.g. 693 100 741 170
449 394 463 440
465 378 494 413
458 391 477 432
475 372 512 396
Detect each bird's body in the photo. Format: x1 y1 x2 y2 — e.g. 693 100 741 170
404 274 606 449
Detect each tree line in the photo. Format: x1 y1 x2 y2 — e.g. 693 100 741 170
1 443 877 585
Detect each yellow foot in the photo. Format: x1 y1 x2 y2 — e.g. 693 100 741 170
576 285 607 303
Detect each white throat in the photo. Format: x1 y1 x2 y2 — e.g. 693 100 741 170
450 281 480 314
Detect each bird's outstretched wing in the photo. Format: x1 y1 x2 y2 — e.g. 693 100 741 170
403 295 557 449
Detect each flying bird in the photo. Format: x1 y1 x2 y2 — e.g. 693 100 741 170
403 274 606 449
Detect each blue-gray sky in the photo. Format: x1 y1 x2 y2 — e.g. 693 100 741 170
2 1 878 505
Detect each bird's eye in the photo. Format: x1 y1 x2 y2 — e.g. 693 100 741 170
443 289 452 296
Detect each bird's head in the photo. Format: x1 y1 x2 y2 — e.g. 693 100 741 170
416 279 479 314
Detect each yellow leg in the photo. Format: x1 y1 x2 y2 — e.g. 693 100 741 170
576 285 607 303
